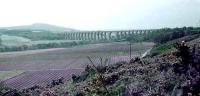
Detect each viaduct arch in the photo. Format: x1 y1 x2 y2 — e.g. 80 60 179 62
61 29 157 41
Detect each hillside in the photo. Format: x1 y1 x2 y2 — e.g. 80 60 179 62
0 35 31 46
149 34 200 56
0 23 79 32
54 34 200 96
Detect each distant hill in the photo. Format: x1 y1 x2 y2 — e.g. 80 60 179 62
0 23 79 32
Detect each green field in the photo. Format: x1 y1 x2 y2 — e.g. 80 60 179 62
0 35 80 46
0 70 24 81
1 35 31 46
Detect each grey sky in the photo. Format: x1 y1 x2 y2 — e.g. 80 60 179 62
0 0 200 30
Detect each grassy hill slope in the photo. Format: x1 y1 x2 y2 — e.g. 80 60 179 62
0 35 31 46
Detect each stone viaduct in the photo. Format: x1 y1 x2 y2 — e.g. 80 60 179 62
61 29 158 41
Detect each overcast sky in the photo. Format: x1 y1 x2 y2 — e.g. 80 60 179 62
0 0 200 30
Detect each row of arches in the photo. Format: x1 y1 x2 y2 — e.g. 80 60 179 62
62 30 155 40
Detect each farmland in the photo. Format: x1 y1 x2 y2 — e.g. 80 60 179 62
0 42 154 89
0 35 31 46
0 34 80 46
0 34 86 52
0 70 24 81
0 42 154 71
3 69 83 90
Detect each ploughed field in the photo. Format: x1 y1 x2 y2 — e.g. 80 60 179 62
0 42 154 89
3 69 84 90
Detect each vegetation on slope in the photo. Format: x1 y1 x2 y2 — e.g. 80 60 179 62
0 34 91 52
60 40 200 96
149 34 200 56
3 40 197 96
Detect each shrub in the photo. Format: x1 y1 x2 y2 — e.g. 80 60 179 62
173 42 200 95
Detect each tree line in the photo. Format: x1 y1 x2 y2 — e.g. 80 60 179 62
0 41 89 52
126 27 200 43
